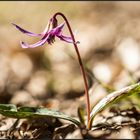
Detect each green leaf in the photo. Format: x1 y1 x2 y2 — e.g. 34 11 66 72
0 104 80 126
88 82 140 129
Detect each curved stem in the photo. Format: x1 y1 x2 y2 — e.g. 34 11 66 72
53 12 90 128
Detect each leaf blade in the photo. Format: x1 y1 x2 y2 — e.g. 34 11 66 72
89 82 140 129
0 104 80 126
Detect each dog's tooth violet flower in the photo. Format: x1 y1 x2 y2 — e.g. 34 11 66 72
12 18 77 48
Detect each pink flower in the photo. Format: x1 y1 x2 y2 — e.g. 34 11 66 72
12 18 76 48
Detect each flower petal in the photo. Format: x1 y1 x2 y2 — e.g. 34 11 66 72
12 23 42 37
51 22 65 35
20 34 50 48
42 19 51 35
57 34 80 44
57 34 73 43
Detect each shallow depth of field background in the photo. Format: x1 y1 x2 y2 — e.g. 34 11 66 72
0 1 140 117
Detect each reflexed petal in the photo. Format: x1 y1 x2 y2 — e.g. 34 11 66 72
57 34 80 44
12 23 42 37
51 22 65 35
20 41 29 48
42 19 52 35
20 34 50 48
57 34 73 43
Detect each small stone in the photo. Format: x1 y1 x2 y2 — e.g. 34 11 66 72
10 90 38 106
65 129 83 139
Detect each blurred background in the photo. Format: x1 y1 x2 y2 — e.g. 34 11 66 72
0 1 140 116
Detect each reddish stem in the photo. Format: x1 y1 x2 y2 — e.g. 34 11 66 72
53 12 90 128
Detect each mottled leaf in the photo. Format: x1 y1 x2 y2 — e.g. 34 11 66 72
0 104 80 126
88 82 140 129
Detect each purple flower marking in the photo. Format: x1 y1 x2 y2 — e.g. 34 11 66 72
12 19 78 48
12 23 42 37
